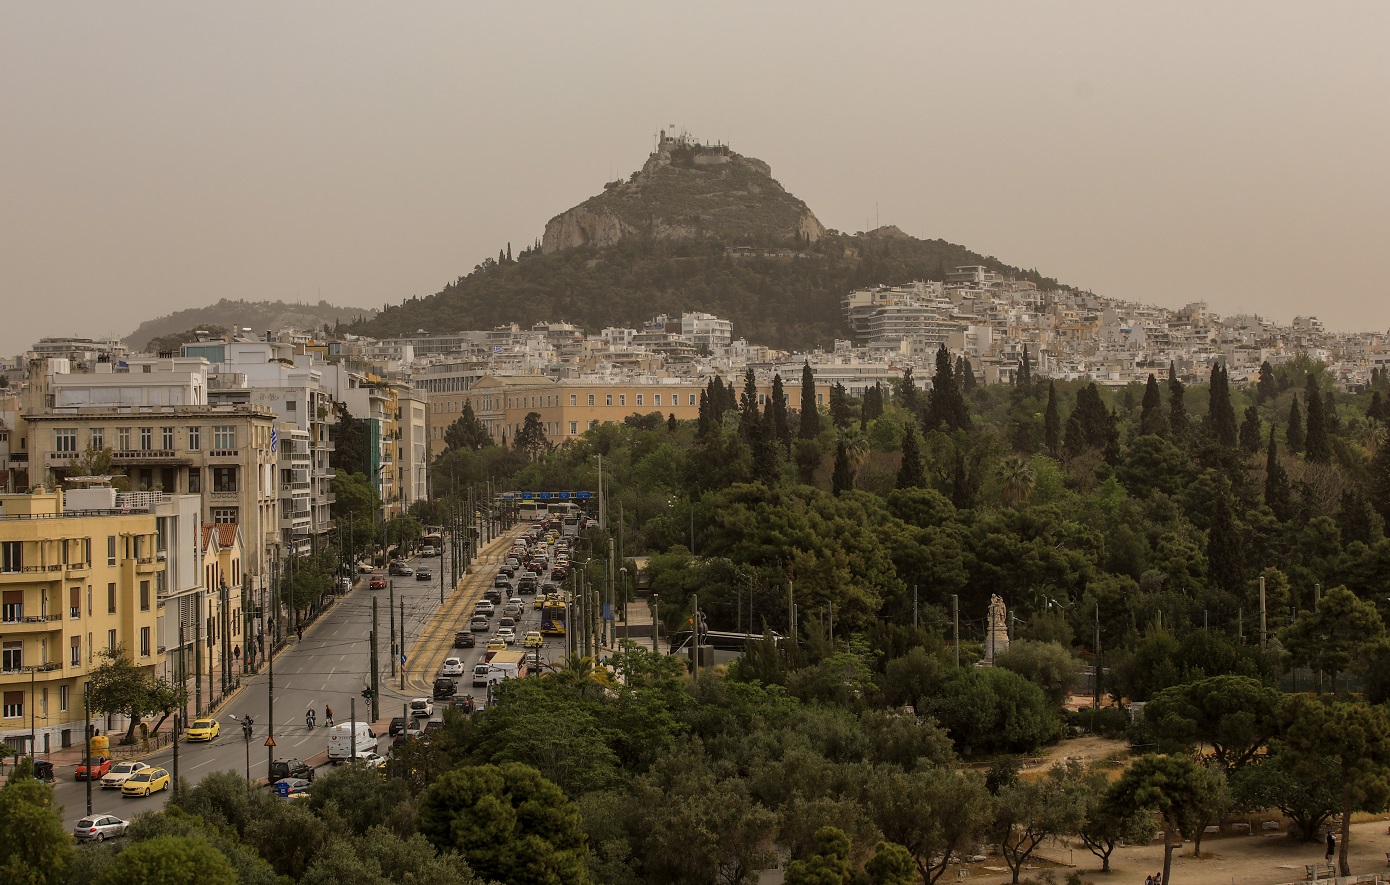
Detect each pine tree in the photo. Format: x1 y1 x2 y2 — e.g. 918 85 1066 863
1265 428 1293 520
798 362 820 439
1304 376 1330 463
1336 490 1379 547
1238 406 1262 454
831 441 853 496
897 424 926 489
1139 373 1165 437
1286 396 1305 455
769 373 790 449
739 367 761 441
1256 361 1276 404
1043 381 1061 456
829 383 853 429
1018 345 1032 387
1207 363 1238 447
1167 362 1189 440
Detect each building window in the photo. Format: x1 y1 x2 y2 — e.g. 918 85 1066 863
118 428 130 451
817 394 824 405
588 395 595 406
140 427 153 450
107 582 116 614
212 508 238 524
286 399 296 412
689 394 697 406
107 536 116 566
140 627 151 657
1 541 21 573
212 425 236 451
1 592 20 623
55 428 78 453
140 580 150 612
605 394 613 406
588 420 598 430
70 586 80 619
188 468 201 494
188 426 201 450
570 395 577 406
654 394 662 406
2 642 21 673
70 637 80 667
91 428 104 449
569 422 578 435
212 467 237 493
3 691 22 718
162 427 174 450
59 684 69 713
107 629 116 652
619 395 626 407
636 395 644 406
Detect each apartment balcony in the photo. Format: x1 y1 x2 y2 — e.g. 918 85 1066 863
0 660 64 679
135 557 163 574
0 612 64 632
0 565 64 584
207 449 241 460
209 489 239 502
107 449 193 466
64 561 91 577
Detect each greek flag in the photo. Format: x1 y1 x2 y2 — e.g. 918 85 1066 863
269 425 277 451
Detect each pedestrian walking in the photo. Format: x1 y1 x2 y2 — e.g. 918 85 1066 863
296 626 303 641
1326 829 1336 859
1144 875 1153 885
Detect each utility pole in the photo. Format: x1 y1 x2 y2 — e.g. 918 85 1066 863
399 598 406 692
651 593 659 654
267 594 275 775
828 601 834 646
194 594 203 716
389 581 396 678
370 596 380 721
690 592 699 683
608 537 615 649
350 697 357 763
913 585 918 630
179 622 188 725
171 712 179 800
953 594 960 667
83 682 93 815
788 577 795 639
1259 574 1267 649
1093 604 1101 708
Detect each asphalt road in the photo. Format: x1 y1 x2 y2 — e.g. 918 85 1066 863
50 527 560 831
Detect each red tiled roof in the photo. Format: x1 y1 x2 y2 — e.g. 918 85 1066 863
201 523 239 550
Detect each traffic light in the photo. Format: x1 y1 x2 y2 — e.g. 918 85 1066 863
361 688 374 700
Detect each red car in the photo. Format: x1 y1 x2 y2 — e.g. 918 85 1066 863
369 576 387 590
76 756 112 780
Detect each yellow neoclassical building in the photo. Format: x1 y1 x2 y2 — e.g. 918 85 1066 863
0 488 165 756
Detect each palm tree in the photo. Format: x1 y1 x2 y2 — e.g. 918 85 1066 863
998 456 1036 508
544 653 612 697
841 427 870 475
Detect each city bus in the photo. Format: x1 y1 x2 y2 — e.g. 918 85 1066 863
517 501 550 521
421 532 443 557
540 600 567 636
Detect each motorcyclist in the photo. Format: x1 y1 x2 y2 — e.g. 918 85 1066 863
305 708 316 729
241 715 253 738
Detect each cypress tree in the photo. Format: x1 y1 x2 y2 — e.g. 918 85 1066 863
1206 489 1245 592
1062 411 1087 460
1238 406 1262 454
1208 363 1238 447
1286 396 1305 455
753 404 781 482
1369 390 1385 423
829 383 853 429
769 373 790 450
667 412 677 432
1323 388 1341 435
696 391 716 438
1167 362 1189 439
1257 361 1276 404
798 362 820 439
831 441 853 496
1336 490 1379 547
924 344 970 432
1265 428 1292 520
862 383 885 424
1369 430 1390 524
1304 376 1330 463
1043 382 1061 456
897 424 926 489
962 358 977 391
739 368 761 441
1018 345 1032 387
1139 373 1165 437
897 367 920 415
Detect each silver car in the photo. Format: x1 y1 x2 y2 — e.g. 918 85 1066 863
74 814 129 841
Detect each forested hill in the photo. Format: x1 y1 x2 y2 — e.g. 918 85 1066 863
351 231 1063 350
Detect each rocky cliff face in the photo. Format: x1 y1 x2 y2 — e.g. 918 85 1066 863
541 139 825 254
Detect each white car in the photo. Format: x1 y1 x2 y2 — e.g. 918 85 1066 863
100 761 149 790
503 601 524 617
440 657 465 677
474 600 495 616
496 627 516 645
353 750 388 769
409 697 434 718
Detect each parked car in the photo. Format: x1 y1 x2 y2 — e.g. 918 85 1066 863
410 697 434 718
353 750 388 769
369 576 387 590
415 568 433 581
73 814 129 842
101 761 150 790
453 631 476 649
75 756 112 781
121 768 171 797
274 777 313 800
267 758 315 783
186 718 220 741
388 561 413 577
433 677 457 700
423 719 445 734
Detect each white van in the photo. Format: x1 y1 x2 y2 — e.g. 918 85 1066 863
326 721 378 763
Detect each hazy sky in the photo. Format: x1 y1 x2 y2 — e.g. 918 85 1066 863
4 2 1388 357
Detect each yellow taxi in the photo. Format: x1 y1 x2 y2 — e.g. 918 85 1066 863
484 639 507 662
523 631 544 648
121 767 171 797
186 718 219 742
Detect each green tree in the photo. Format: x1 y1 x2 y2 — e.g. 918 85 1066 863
1206 363 1239 447
784 826 852 885
896 424 926 489
990 763 1088 884
1205 488 1245 593
417 763 591 885
1043 382 1060 455
923 666 1060 755
770 373 791 450
0 773 72 885
739 367 762 440
799 362 821 439
863 842 918 885
1230 752 1339 842
1078 767 1158 872
1017 345 1032 387
1143 676 1282 773
993 640 1080 707
923 344 970 432
245 801 329 880
308 765 415 836
443 401 493 451
513 412 550 462
1257 361 1277 404
329 402 369 474
831 441 854 496
1108 754 1227 885
1265 429 1293 520
95 834 236 885
1238 405 1262 453
1280 696 1390 875
1167 362 1189 440
828 382 853 429
1286 395 1305 454
896 367 920 415
85 646 184 744
1369 429 1390 525
1305 376 1331 463
1139 373 1166 437
1280 586 1385 692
